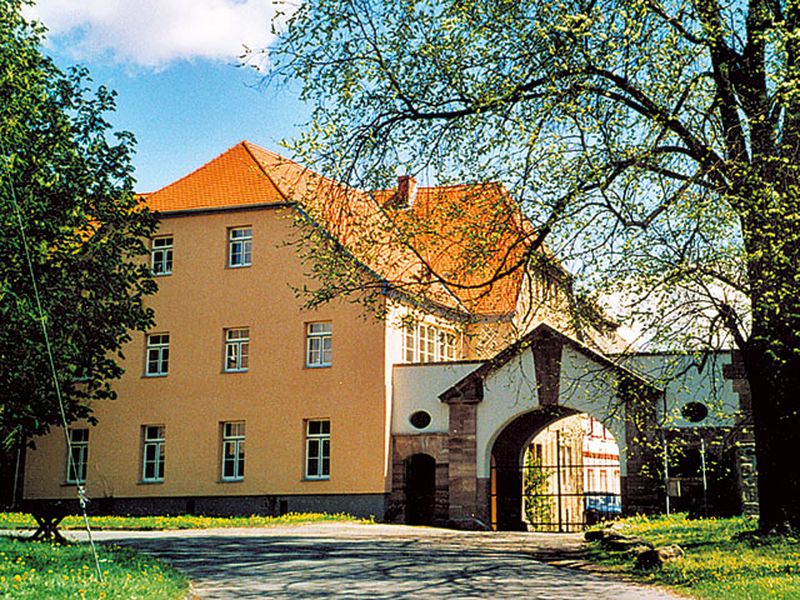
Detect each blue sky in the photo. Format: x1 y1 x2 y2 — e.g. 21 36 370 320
27 0 309 192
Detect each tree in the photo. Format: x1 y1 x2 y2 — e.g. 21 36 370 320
0 1 157 464
267 0 800 531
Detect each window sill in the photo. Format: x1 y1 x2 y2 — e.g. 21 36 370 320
303 477 331 482
227 264 252 269
219 478 244 483
152 272 172 277
223 369 249 374
143 373 168 379
139 480 164 485
304 364 332 369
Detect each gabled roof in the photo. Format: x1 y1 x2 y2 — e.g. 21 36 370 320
375 183 535 315
145 142 288 211
439 323 660 402
141 141 536 316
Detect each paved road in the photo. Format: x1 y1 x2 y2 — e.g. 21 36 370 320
69 523 684 599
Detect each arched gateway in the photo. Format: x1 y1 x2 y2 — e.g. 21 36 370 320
390 324 663 529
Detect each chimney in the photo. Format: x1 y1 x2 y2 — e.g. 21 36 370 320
395 175 417 208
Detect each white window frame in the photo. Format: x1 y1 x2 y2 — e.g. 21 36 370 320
305 322 332 368
66 428 88 484
142 425 165 483
402 322 457 363
224 328 250 372
305 420 330 480
145 333 170 376
228 227 252 268
151 236 173 276
221 421 245 481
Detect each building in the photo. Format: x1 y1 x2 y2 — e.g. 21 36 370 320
21 142 756 526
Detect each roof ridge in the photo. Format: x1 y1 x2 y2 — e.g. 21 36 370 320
146 141 251 199
240 140 291 203
242 140 360 200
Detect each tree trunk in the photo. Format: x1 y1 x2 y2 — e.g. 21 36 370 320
743 336 800 532
737 154 800 531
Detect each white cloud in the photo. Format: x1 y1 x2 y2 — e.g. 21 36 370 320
26 0 289 69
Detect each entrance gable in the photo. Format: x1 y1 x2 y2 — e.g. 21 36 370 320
439 324 658 479
437 324 662 526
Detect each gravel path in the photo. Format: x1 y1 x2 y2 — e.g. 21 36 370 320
67 523 685 599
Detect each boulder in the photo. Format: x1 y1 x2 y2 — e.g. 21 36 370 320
627 544 655 557
601 534 653 552
584 529 606 542
635 544 685 569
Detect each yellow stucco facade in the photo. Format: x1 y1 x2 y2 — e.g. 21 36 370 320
24 206 393 513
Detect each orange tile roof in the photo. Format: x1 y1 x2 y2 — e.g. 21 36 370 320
377 183 536 315
142 141 536 316
145 142 287 212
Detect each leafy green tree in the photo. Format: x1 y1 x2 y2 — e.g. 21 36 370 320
522 448 552 529
269 0 800 531
0 0 156 463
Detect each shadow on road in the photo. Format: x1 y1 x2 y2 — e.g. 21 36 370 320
91 526 677 599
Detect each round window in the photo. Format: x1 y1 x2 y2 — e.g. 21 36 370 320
409 410 432 429
681 402 709 423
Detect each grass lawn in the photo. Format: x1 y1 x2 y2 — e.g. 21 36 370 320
0 511 372 531
0 536 187 599
0 511 369 598
586 513 800 599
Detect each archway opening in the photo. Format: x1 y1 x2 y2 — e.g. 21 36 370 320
405 453 436 525
491 408 621 532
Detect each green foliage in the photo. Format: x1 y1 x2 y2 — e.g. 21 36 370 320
0 0 157 449
0 512 373 531
522 449 551 526
0 536 187 599
587 513 800 599
268 0 800 530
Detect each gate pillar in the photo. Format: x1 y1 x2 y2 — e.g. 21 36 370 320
442 378 483 525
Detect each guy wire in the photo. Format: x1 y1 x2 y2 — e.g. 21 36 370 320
1 136 104 582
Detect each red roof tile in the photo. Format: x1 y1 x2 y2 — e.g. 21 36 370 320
142 142 536 316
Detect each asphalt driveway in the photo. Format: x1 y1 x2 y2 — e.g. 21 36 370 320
69 523 683 599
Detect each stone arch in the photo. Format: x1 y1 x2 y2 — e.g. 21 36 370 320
440 325 663 528
388 434 449 524
490 406 580 530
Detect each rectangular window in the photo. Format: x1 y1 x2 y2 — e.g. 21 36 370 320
419 325 435 362
404 327 416 362
66 428 88 484
221 421 245 481
224 328 249 372
142 425 165 483
306 322 332 367
145 333 170 376
402 322 457 363
151 236 173 276
305 420 330 480
440 330 456 361
228 227 252 268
